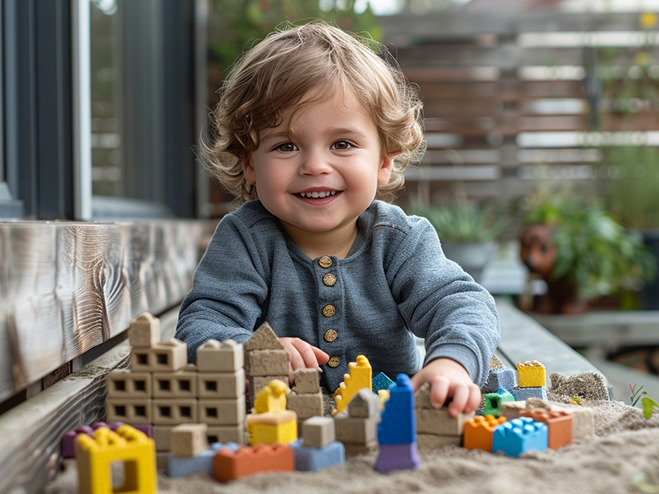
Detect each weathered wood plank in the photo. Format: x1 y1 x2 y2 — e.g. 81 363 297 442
530 311 659 349
0 220 204 403
0 306 179 494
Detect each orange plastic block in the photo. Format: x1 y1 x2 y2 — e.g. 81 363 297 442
521 409 573 449
333 355 372 414
463 415 507 451
75 425 156 494
212 443 294 483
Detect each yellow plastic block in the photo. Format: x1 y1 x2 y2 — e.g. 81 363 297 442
254 379 290 414
516 360 546 388
247 411 298 445
333 355 372 415
75 425 157 494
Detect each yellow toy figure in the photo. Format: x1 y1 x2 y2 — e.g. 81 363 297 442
247 380 298 446
333 355 372 415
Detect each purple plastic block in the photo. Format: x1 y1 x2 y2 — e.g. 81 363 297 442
60 425 95 458
377 374 416 445
128 423 154 438
90 422 110 430
375 442 420 474
290 439 345 472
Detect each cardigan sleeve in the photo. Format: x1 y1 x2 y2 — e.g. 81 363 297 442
387 216 501 386
175 213 269 363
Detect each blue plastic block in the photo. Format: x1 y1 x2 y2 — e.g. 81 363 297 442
512 386 548 401
375 442 420 473
167 442 240 478
290 439 345 472
372 372 394 394
492 417 548 457
377 374 416 445
483 389 515 416
481 367 516 394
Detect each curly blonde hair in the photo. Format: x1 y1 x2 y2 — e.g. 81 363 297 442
205 21 425 203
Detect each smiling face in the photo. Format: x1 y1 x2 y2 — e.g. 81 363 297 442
242 86 394 258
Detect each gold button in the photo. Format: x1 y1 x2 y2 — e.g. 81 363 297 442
328 356 340 367
324 329 338 342
318 256 333 268
323 273 336 286
322 304 336 317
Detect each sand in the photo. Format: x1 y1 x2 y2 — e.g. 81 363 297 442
45 394 659 494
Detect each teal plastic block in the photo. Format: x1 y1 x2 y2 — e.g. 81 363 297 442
492 417 548 457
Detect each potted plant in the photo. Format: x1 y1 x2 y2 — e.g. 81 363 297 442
407 200 506 282
596 145 659 309
519 195 655 314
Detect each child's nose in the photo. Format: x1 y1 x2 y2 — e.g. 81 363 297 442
299 151 332 176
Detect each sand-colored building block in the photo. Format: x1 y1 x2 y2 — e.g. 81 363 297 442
212 443 294 483
207 425 246 445
517 360 547 388
564 405 595 439
75 425 156 494
197 368 245 398
106 398 152 423
416 406 474 436
153 426 175 452
196 339 244 373
244 322 284 351
198 396 246 425
521 409 573 449
249 375 288 399
492 417 548 457
152 368 198 399
152 399 198 425
106 369 152 399
348 388 380 419
414 382 433 409
416 433 461 448
170 423 209 457
254 379 289 414
302 416 335 448
333 355 372 414
293 368 320 394
500 400 528 420
246 410 298 445
245 349 290 377
128 312 160 348
334 412 379 445
463 415 507 451
131 338 188 372
286 391 323 419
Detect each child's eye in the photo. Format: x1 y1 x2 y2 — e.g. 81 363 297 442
332 140 352 150
274 143 298 152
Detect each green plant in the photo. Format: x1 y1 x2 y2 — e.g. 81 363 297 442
642 396 659 419
630 383 648 407
523 196 656 300
407 201 507 243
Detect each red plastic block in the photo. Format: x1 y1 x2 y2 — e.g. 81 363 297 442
212 443 294 483
521 409 573 449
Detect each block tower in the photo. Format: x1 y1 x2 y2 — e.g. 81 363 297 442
414 382 473 447
287 368 324 426
244 322 290 404
513 360 548 401
246 380 298 446
375 374 419 474
334 387 380 456
105 312 247 451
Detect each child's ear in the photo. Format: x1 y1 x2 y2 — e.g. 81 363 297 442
242 157 256 185
377 151 399 185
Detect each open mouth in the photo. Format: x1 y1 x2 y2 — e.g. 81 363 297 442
297 191 338 199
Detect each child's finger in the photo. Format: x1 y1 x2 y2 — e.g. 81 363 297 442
447 385 469 417
429 376 450 408
311 346 330 366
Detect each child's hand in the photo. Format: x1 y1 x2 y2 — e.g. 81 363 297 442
410 358 481 418
279 337 330 385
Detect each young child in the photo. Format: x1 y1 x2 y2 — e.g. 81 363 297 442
176 22 500 417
